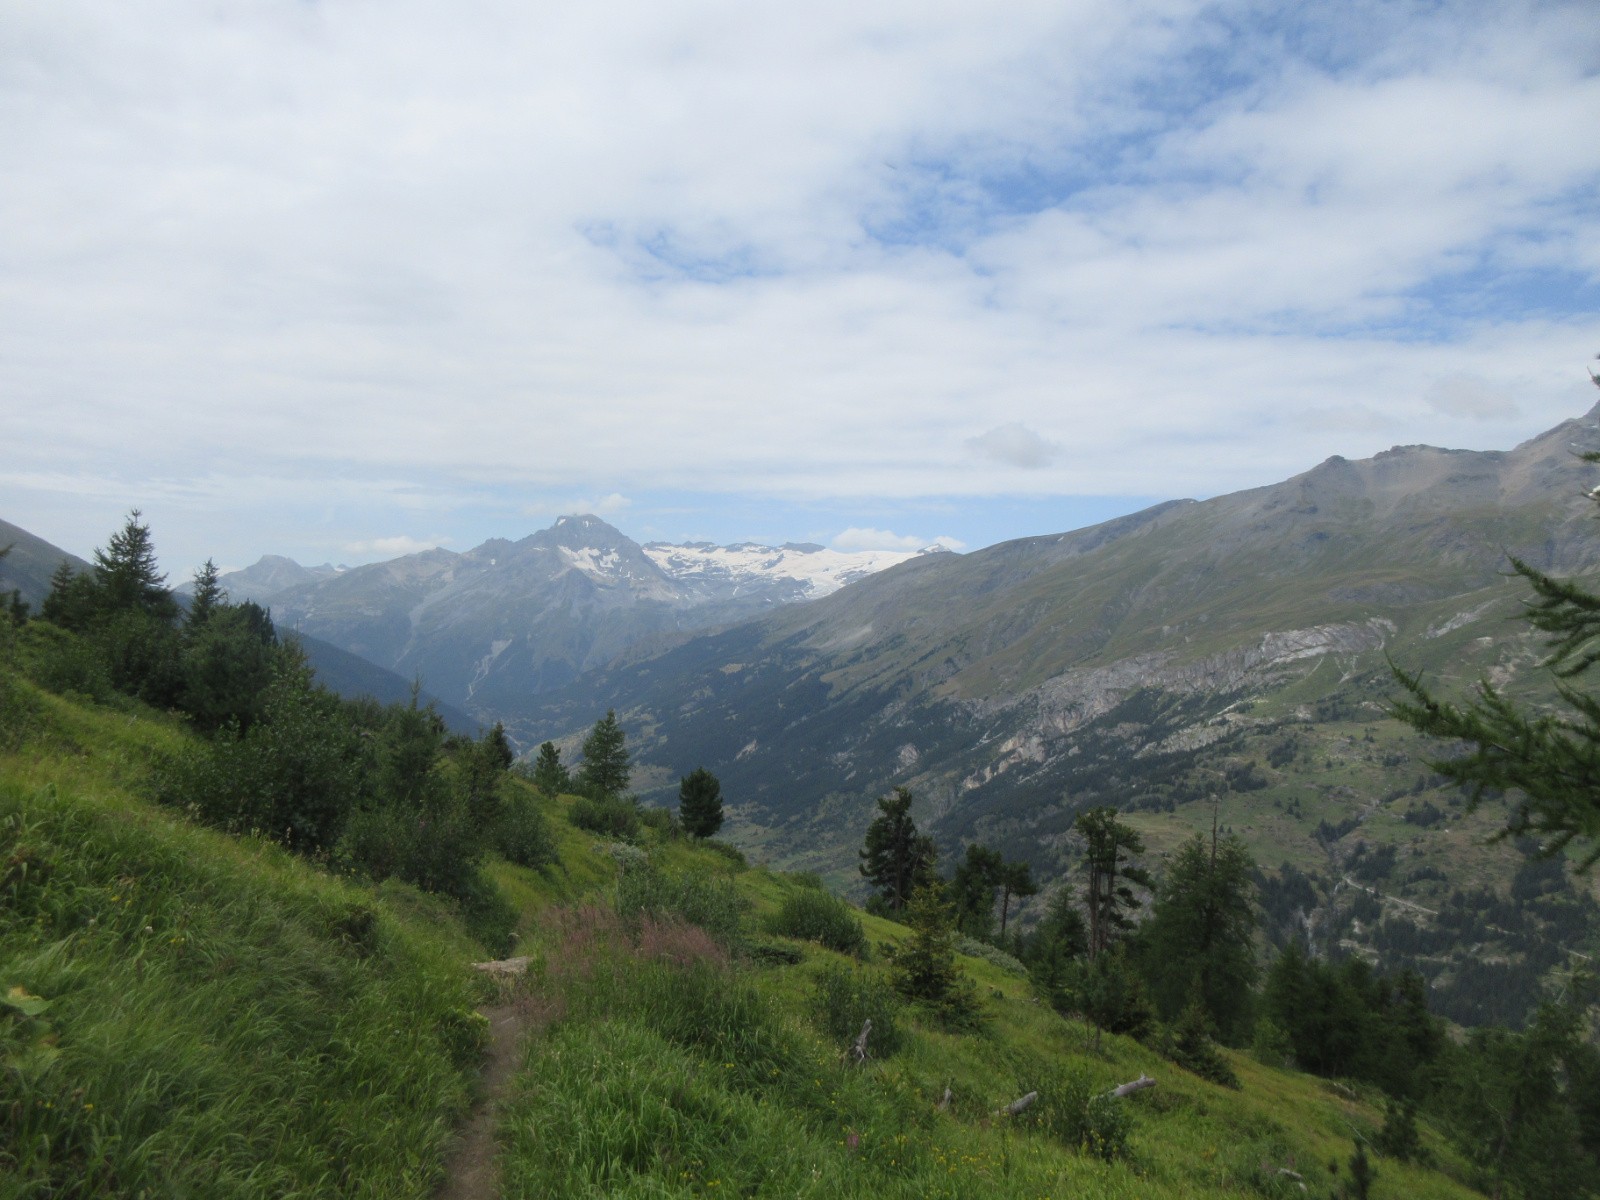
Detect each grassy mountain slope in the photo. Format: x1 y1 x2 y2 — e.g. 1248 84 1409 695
0 680 489 1197
2 667 1492 1198
0 518 89 611
498 410 1600 1029
487 796 1483 1199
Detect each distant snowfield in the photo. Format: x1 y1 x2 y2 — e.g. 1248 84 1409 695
642 541 940 598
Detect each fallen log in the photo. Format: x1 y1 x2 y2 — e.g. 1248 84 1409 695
1000 1091 1038 1116
847 1019 872 1065
1101 1074 1156 1099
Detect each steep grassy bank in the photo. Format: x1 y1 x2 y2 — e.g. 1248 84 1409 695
488 812 1486 1199
0 681 490 1198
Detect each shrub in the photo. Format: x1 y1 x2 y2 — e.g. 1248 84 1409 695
811 964 904 1059
605 842 650 874
455 871 518 956
1153 1002 1240 1088
20 623 112 702
1020 1065 1133 1162
569 793 641 839
765 888 867 956
635 804 679 838
956 934 1027 976
615 862 747 948
496 791 557 869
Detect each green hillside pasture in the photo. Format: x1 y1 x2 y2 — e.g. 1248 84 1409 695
493 864 1483 1199
0 686 486 1198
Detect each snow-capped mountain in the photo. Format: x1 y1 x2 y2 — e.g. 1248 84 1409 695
643 541 944 600
223 515 936 720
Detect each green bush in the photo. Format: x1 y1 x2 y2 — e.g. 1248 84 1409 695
766 888 867 955
635 804 679 837
1021 1065 1132 1162
810 964 904 1059
615 863 747 947
495 790 557 869
568 793 641 839
19 622 113 702
956 934 1027 976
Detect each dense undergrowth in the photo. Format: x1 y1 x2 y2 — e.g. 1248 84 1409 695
0 681 488 1198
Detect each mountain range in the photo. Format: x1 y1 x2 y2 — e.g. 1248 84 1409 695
485 403 1600 1026
214 517 938 714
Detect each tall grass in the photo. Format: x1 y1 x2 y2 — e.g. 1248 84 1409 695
503 904 1106 1198
0 763 484 1198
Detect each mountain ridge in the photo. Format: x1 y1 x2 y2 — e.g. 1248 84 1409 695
236 517 935 713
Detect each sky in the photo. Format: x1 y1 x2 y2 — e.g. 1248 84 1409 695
4 0 1599 577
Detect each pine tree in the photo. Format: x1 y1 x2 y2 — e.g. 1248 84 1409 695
997 859 1038 941
186 559 226 631
859 786 938 912
948 844 1004 938
1077 806 1152 958
577 709 630 798
1392 359 1600 867
1137 830 1258 1042
93 509 178 622
677 766 724 838
529 741 571 796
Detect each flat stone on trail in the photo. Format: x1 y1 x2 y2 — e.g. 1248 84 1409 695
470 956 532 977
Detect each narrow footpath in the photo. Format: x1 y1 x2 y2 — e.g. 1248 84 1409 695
436 1001 527 1200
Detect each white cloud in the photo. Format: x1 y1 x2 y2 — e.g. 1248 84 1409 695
1426 375 1521 421
521 493 633 521
342 535 448 558
2 1 1597 568
832 526 962 552
967 423 1061 469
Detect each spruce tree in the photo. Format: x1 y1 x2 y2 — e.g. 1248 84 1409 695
859 786 937 912
186 559 225 631
529 741 571 796
677 766 724 838
890 885 981 1026
94 509 178 622
1137 830 1258 1042
41 560 99 632
577 709 630 798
